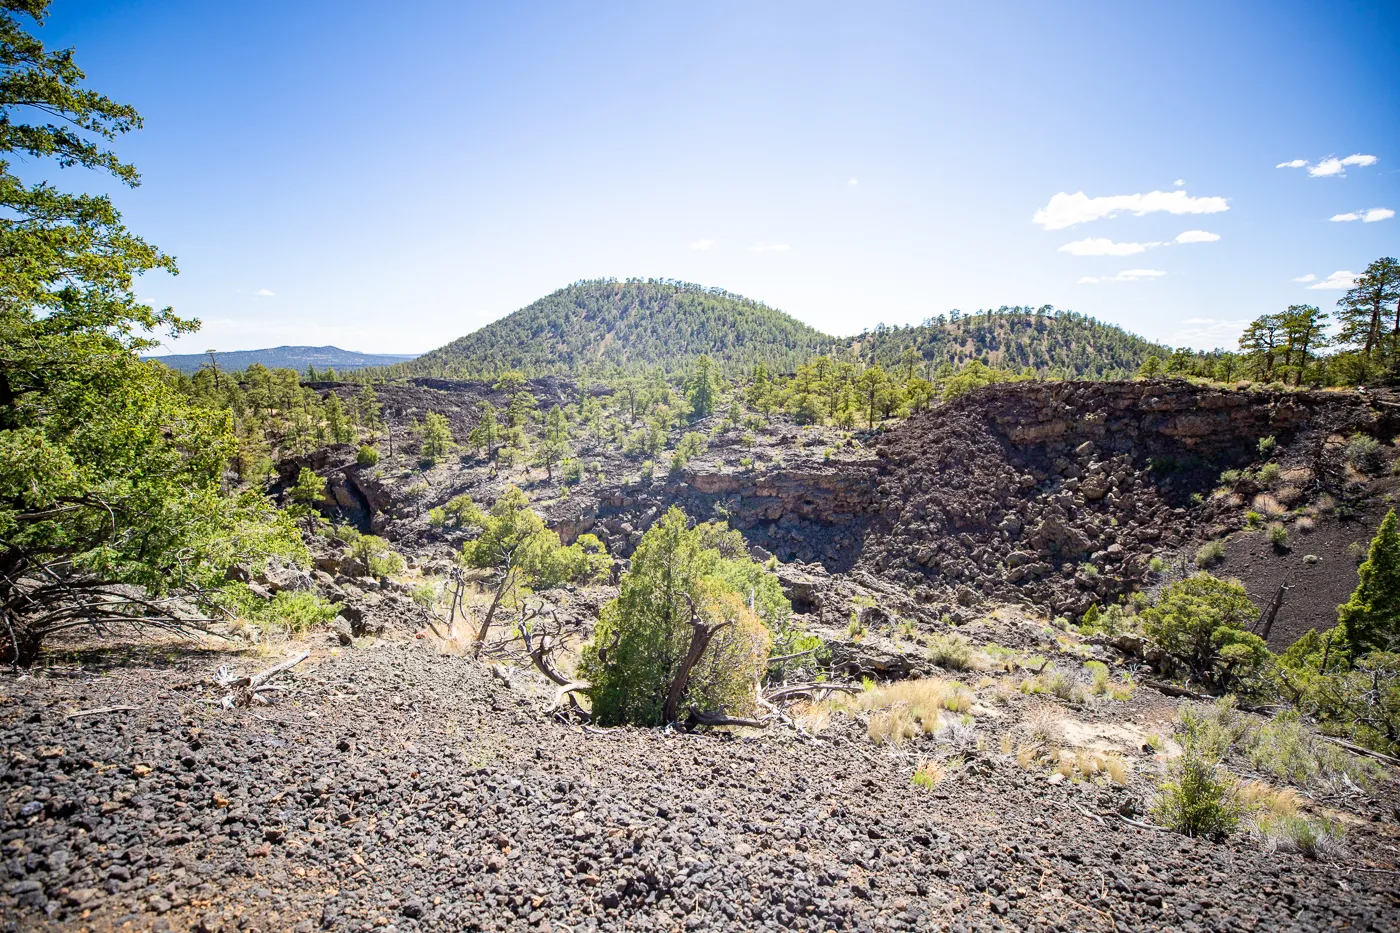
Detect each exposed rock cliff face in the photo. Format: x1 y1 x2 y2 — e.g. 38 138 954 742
558 380 1392 618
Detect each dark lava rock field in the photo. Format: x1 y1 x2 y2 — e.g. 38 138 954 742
3 641 1398 932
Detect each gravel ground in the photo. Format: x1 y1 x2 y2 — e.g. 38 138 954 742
3 639 1398 933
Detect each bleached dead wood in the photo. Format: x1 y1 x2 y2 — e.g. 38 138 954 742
217 650 310 709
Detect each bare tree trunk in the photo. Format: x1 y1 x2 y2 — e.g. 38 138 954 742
663 598 733 723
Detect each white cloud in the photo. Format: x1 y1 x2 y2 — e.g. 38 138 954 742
1078 269 1167 284
847 177 859 186
254 288 275 297
1307 153 1378 177
1174 229 1220 244
750 243 791 252
1330 207 1395 223
1307 270 1357 290
1032 190 1229 230
691 239 714 250
1059 237 1154 257
1292 274 1317 283
1276 159 1308 169
1173 317 1250 348
1174 178 1186 187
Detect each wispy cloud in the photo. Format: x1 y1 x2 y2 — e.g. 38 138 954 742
1330 207 1394 223
1174 178 1185 187
1058 230 1220 256
1174 229 1220 243
847 177 859 186
750 243 791 252
1033 190 1229 230
1059 237 1154 257
1292 274 1317 283
1078 269 1167 284
691 239 714 250
1307 270 1357 290
1281 153 1379 177
1173 317 1250 348
254 288 276 297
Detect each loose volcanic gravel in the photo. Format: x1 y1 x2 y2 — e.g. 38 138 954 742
3 641 1398 932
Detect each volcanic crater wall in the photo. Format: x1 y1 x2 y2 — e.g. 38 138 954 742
583 380 1385 617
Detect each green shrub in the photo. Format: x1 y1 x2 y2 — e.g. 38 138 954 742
1346 434 1384 472
1257 436 1276 457
1195 540 1225 567
411 581 439 609
1252 813 1345 859
1256 462 1282 487
1245 510 1263 528
1152 749 1241 838
926 632 974 670
1219 468 1242 485
427 507 447 528
579 508 778 726
562 458 583 486
1142 574 1270 691
1267 523 1288 548
217 584 341 635
356 445 379 467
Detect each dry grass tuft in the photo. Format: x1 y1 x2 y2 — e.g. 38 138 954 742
1235 780 1300 818
1281 467 1313 485
911 759 946 789
1295 515 1316 533
1252 493 1286 517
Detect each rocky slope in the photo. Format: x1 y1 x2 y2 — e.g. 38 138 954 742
3 639 1397 932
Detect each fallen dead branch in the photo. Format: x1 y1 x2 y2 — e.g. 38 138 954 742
215 650 310 709
1318 735 1400 768
764 682 860 704
65 705 138 720
686 707 768 729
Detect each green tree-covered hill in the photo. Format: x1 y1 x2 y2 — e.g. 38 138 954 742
393 279 840 378
387 282 1169 380
849 306 1170 380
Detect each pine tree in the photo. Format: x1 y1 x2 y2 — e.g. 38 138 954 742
685 354 720 420
418 412 457 466
1335 257 1400 359
469 401 500 459
357 384 382 434
535 405 571 479
1338 509 1400 657
324 391 353 444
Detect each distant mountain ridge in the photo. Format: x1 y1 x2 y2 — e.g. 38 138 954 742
388 279 1168 380
146 345 419 374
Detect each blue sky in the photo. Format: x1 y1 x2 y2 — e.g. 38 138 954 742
35 0 1400 354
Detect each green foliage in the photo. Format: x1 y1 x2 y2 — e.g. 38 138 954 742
410 581 440 610
1142 574 1270 691
926 633 974 670
392 280 835 379
457 486 606 588
217 584 341 635
1257 435 1276 457
356 444 379 467
579 507 779 726
1195 540 1225 568
670 431 707 473
417 411 457 466
1337 509 1400 657
1152 749 1241 839
1346 433 1384 472
1267 523 1288 548
940 359 1025 400
0 8 304 664
685 354 721 419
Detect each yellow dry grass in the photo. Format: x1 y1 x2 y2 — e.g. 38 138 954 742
1253 493 1286 517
